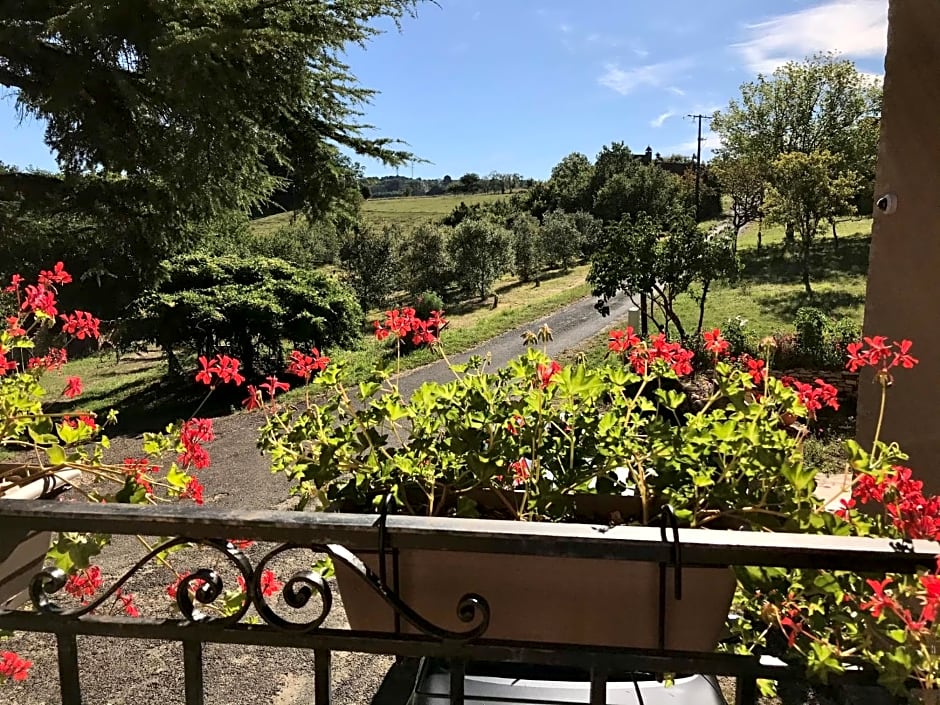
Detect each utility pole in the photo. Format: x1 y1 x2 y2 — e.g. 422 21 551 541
687 114 712 220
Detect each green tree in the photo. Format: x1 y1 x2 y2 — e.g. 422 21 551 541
127 255 362 376
763 150 857 295
589 213 738 339
339 225 400 310
592 164 687 224
712 53 880 219
1 1 417 220
448 219 512 300
510 213 544 283
547 153 594 213
458 173 482 194
710 154 765 251
540 210 583 272
398 222 453 297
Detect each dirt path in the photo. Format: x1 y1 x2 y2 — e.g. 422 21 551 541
5 292 639 705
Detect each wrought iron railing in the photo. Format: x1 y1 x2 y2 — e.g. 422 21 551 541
0 500 935 705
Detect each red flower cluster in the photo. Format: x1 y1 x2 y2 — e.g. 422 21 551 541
178 418 215 470
63 376 83 399
858 571 940 634
61 414 97 430
166 574 205 600
115 589 140 618
846 337 917 374
122 457 158 495
607 328 694 376
259 375 289 398
64 566 103 603
506 414 525 436
195 355 245 387
286 348 330 380
780 377 840 418
537 360 562 389
3 274 23 293
5 316 25 337
509 459 531 486
373 308 447 347
242 384 262 411
703 328 730 357
38 262 72 286
0 651 31 683
60 311 101 340
854 465 940 541
737 354 766 385
237 569 283 597
28 347 68 372
21 283 57 318
0 345 16 376
182 477 205 505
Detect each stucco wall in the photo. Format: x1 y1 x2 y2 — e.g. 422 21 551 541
858 1 940 489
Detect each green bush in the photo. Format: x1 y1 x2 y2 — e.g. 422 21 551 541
127 254 362 376
339 225 399 310
412 290 445 319
397 223 453 298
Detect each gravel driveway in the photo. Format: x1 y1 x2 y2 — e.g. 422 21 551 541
3 293 638 705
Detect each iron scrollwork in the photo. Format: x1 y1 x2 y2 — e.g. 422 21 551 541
25 536 491 643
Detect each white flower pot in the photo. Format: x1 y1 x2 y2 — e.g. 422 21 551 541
0 469 81 610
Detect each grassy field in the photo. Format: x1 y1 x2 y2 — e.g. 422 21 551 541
251 192 514 235
43 264 592 431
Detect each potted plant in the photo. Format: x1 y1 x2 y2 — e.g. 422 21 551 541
730 336 940 702
0 263 241 684
253 309 840 651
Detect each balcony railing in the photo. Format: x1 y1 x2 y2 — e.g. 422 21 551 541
0 500 935 705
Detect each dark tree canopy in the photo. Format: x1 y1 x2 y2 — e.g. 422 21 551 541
0 0 419 222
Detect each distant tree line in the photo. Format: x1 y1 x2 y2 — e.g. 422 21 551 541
360 172 535 199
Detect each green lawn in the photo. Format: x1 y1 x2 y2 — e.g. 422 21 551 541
674 217 871 336
251 192 515 235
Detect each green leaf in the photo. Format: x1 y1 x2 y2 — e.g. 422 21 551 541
46 444 67 466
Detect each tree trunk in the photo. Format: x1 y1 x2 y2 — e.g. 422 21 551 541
785 221 795 244
801 233 813 295
757 217 763 251
696 279 711 335
830 218 839 249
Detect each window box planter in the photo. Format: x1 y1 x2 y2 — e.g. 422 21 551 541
0 466 81 610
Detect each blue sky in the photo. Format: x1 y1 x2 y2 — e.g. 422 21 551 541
0 0 888 180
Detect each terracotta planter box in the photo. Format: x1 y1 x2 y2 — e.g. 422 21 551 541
0 468 81 610
336 549 736 650
334 493 736 650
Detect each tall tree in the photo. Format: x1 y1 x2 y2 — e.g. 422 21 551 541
510 213 544 283
0 1 418 220
712 53 880 212
592 163 687 225
547 153 594 213
763 150 857 295
589 213 738 339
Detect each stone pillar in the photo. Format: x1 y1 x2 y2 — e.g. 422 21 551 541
858 0 940 490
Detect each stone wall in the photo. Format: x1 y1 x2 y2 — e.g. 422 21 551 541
778 368 860 407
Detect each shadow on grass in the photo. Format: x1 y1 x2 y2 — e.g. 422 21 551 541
447 267 580 316
741 235 870 285
47 377 245 436
755 289 867 321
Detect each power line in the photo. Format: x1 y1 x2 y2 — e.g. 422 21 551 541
687 114 713 220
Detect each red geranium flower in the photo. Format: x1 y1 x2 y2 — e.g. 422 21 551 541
63 376 83 399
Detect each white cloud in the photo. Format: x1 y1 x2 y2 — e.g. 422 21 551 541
669 130 724 156
735 0 887 75
650 110 676 128
598 59 691 96
559 22 572 33
667 86 686 97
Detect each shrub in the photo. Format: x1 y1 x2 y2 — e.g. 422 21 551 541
412 290 445 320
339 225 399 310
127 254 362 376
541 210 582 271
397 223 453 298
721 315 753 357
448 218 513 300
509 213 543 282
